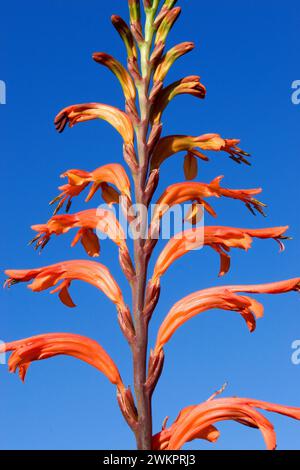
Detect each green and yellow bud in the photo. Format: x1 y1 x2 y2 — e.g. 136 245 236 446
128 0 141 24
155 7 181 46
93 52 136 102
111 15 138 61
153 42 195 83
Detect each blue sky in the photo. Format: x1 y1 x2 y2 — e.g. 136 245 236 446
1 0 300 450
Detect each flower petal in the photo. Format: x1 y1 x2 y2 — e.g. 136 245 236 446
0 333 124 388
54 103 134 144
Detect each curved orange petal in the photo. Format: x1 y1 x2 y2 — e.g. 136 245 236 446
168 400 276 450
54 103 134 144
151 226 287 283
31 209 127 254
153 277 300 354
5 260 127 313
150 177 265 233
50 164 131 214
0 333 124 388
151 134 250 170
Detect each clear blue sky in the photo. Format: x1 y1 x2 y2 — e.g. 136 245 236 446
1 0 300 450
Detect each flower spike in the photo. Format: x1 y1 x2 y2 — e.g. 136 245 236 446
0 333 125 389
54 103 134 145
153 278 300 354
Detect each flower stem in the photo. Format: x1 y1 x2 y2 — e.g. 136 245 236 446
131 7 157 450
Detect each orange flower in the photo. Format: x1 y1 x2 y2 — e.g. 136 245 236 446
152 406 219 450
152 226 289 282
0 332 124 389
151 76 206 124
154 278 300 354
49 163 131 214
4 260 127 311
151 134 250 171
150 177 265 232
54 103 134 144
164 397 300 450
30 208 128 257
93 52 136 103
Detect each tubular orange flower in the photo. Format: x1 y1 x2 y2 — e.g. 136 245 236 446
166 397 300 450
93 52 136 102
150 76 206 124
152 226 289 282
30 208 127 254
153 277 300 354
0 333 124 389
49 163 131 214
54 103 134 144
150 177 265 234
152 406 219 450
153 42 195 83
4 260 127 311
151 134 250 171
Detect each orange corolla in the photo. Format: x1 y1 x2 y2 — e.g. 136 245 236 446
4 260 127 311
152 226 289 282
152 406 219 450
49 163 131 214
151 76 206 124
150 177 265 232
159 397 300 450
30 208 128 256
54 103 134 144
153 278 300 354
151 134 250 171
0 332 124 389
